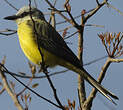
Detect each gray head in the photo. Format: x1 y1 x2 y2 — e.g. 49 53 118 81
4 6 45 24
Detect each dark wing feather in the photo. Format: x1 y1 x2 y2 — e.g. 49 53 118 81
35 20 82 69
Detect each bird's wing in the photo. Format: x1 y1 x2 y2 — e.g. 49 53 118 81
33 20 119 103
34 20 82 69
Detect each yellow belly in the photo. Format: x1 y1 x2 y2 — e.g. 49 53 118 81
17 20 58 67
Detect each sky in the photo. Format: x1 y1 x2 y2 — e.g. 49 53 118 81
0 0 123 110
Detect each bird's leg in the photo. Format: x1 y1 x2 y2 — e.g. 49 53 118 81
39 62 49 74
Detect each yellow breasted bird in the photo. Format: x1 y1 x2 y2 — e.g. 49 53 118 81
4 6 118 104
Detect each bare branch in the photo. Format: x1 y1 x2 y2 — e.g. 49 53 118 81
107 3 123 16
0 87 5 94
43 72 65 110
64 31 78 39
64 0 79 28
56 14 81 25
111 34 123 57
96 0 100 6
77 89 82 110
33 0 37 8
3 54 108 79
0 62 24 110
83 55 108 66
48 0 57 28
0 63 61 109
4 68 68 79
0 29 17 36
85 24 104 28
45 0 81 29
108 58 123 63
17 79 32 97
77 9 87 109
4 0 18 11
84 0 108 23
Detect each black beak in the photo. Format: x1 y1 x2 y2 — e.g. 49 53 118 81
4 15 19 20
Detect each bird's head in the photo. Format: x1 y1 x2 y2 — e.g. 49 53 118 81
4 6 45 24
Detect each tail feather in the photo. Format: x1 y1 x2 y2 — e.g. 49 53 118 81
61 61 118 104
79 68 119 104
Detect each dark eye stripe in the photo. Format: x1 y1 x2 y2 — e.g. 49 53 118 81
19 11 34 18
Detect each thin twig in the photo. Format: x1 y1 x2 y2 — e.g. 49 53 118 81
56 14 81 25
45 0 80 29
111 35 123 56
56 8 96 26
96 0 100 6
48 0 57 28
3 54 108 79
3 54 107 79
0 63 61 109
33 0 37 8
17 79 32 97
64 0 79 29
0 29 17 36
0 64 24 110
3 69 68 79
107 3 123 16
4 0 18 11
43 72 65 110
85 24 104 28
84 55 108 66
64 31 78 39
0 87 5 94
108 58 123 62
84 0 108 23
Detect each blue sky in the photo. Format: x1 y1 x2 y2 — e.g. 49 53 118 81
0 0 123 110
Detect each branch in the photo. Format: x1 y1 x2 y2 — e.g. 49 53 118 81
43 72 65 110
108 58 123 63
84 57 114 108
107 3 123 16
17 78 32 97
0 87 5 94
45 0 80 29
3 54 107 79
0 63 61 109
96 0 100 6
33 0 37 8
0 63 24 110
4 0 18 11
83 55 108 66
64 31 78 39
4 68 68 79
64 0 79 28
56 14 81 25
0 29 17 36
77 10 86 108
84 0 108 23
48 0 57 28
111 34 123 56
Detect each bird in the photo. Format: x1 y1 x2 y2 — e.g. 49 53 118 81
4 6 118 104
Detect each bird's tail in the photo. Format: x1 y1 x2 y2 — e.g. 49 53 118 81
77 68 119 104
63 61 119 104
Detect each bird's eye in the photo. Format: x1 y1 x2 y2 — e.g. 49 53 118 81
20 11 34 18
21 12 29 17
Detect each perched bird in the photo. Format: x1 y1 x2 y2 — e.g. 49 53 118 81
4 6 118 104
